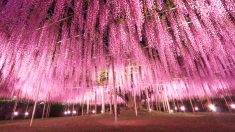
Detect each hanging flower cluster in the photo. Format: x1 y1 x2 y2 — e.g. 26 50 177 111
0 0 234 103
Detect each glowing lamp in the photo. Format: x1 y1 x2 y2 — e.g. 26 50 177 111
174 107 178 110
12 96 17 100
67 110 71 114
64 111 68 115
25 112 29 116
208 104 216 112
230 104 235 109
101 110 104 113
92 110 96 114
180 106 186 111
149 108 152 112
72 110 76 114
194 107 199 111
13 111 19 116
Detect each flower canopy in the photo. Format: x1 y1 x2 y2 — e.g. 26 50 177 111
0 0 235 103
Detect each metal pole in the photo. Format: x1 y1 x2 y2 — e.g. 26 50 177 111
86 99 89 115
155 92 159 111
109 89 113 114
134 93 138 117
146 88 151 112
130 64 138 117
11 99 18 120
42 102 46 119
30 100 38 127
95 91 97 114
46 103 50 118
30 85 41 127
112 59 117 122
72 104 75 116
102 87 105 113
82 99 84 116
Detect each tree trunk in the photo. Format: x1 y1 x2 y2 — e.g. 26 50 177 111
102 87 105 113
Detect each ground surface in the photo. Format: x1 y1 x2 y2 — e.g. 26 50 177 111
0 111 235 132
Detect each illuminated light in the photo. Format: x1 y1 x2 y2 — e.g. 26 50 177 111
72 110 76 114
92 110 96 114
194 107 199 111
149 108 152 112
208 104 216 112
67 110 71 114
174 107 178 110
13 111 19 116
12 96 17 100
25 112 29 116
230 104 235 109
101 110 104 113
180 106 186 111
169 110 174 113
64 111 68 115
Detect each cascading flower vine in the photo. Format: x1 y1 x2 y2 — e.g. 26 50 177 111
0 0 234 103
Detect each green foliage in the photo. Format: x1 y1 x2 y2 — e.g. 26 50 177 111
144 10 152 21
98 70 108 85
158 12 166 20
83 0 88 10
166 0 175 9
154 0 175 20
114 13 126 24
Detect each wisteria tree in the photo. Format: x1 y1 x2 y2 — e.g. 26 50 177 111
0 0 235 115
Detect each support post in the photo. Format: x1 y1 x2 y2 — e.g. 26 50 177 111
82 99 84 116
11 99 18 120
145 88 151 112
109 89 113 114
72 104 75 116
86 99 89 115
30 85 41 127
42 102 46 119
102 87 105 113
189 97 195 112
30 100 38 127
134 93 138 117
155 92 158 111
95 91 97 114
112 59 117 122
46 103 51 118
165 93 170 113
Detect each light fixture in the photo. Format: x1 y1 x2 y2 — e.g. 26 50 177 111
208 104 216 112
64 111 68 115
149 108 152 112
72 110 76 114
67 110 71 114
25 112 29 116
12 96 17 100
101 110 104 113
180 106 186 111
13 111 19 116
174 107 178 111
230 104 235 109
92 110 96 114
194 107 199 111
